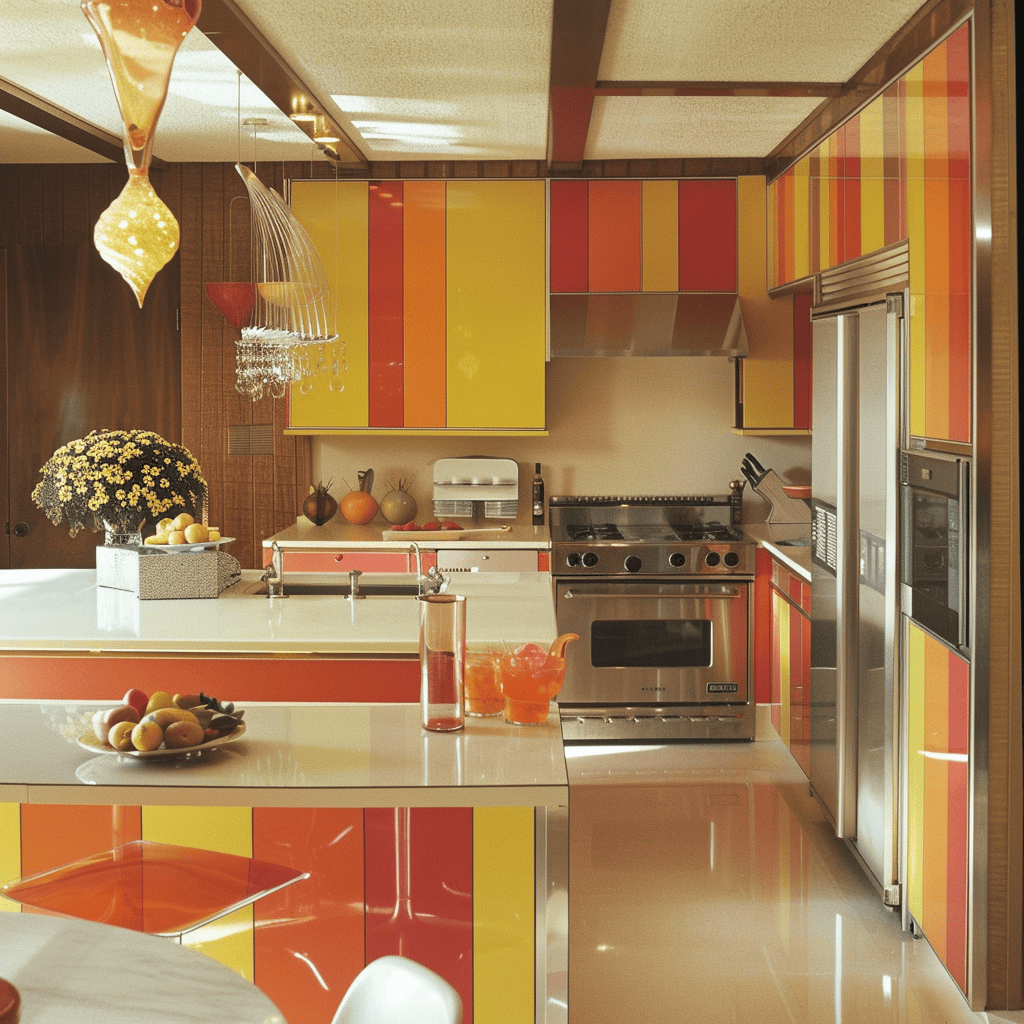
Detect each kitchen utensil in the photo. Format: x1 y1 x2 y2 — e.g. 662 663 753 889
782 485 812 500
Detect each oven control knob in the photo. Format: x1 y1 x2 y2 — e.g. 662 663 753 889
581 551 600 568
723 551 740 567
705 551 722 567
624 555 642 573
566 552 580 568
669 552 686 568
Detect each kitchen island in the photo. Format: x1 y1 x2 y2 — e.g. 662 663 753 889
0 566 565 1024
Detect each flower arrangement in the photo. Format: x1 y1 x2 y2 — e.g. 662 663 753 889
31 429 207 539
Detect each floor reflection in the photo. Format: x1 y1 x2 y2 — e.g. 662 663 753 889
565 727 1024 1024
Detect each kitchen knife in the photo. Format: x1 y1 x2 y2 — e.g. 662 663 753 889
745 452 768 477
741 457 765 486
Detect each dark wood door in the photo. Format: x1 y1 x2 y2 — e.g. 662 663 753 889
4 244 180 568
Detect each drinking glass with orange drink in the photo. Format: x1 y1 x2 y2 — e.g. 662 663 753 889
464 646 503 717
497 634 578 725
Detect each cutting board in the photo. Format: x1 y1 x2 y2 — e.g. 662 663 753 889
380 526 512 542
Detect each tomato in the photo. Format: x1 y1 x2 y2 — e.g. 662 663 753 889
440 521 463 530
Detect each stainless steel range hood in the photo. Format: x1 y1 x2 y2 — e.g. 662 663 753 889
549 293 748 357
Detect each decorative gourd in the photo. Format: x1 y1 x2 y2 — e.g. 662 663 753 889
379 477 417 525
302 480 338 526
341 469 379 525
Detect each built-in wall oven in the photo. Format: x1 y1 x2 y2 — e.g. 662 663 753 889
550 492 755 742
900 449 970 655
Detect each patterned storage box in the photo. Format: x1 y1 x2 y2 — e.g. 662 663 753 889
96 546 241 600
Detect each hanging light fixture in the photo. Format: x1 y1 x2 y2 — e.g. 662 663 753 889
234 160 343 401
82 0 199 307
313 115 341 144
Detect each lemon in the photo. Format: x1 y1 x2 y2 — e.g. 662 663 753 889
145 690 175 713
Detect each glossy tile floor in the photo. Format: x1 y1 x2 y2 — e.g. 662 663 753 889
565 715 1024 1024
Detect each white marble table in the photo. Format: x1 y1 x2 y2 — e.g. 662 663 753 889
0 912 287 1024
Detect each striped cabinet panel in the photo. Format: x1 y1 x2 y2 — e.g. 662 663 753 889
905 619 969 995
287 179 545 433
768 24 972 444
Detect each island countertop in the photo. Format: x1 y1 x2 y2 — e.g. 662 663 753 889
0 702 569 809
0 568 557 655
264 519 550 550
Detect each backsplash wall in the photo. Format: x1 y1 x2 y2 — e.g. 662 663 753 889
313 356 810 526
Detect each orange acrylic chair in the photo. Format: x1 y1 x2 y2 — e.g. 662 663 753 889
0 840 308 939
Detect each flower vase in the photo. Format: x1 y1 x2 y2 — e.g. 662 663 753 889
104 524 143 548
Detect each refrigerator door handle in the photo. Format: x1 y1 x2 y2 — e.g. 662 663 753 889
958 459 970 652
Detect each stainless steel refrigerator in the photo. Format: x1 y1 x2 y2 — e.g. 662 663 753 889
810 294 903 908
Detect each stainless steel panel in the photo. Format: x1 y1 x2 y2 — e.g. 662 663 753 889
536 804 568 1024
810 314 841 829
554 580 750 706
549 293 749 357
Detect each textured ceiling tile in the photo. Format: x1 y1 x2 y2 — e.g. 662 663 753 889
586 95 822 160
601 0 925 82
0 0 315 163
233 0 554 161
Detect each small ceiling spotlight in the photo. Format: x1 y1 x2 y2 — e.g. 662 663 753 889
313 115 341 144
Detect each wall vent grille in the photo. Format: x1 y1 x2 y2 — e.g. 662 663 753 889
227 424 275 456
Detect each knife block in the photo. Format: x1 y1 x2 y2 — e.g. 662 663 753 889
752 470 812 524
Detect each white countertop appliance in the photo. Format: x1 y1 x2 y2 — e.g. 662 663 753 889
432 457 519 519
549 489 754 742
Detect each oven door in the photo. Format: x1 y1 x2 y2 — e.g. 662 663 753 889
554 578 750 706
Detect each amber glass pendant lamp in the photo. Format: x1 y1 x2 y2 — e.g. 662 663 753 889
81 0 201 307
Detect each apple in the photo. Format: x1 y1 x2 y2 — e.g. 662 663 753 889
123 688 149 718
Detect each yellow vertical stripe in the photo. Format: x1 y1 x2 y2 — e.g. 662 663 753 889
641 179 678 291
922 632 950 956
779 596 791 746
737 176 794 429
142 806 254 979
473 806 534 1024
0 804 20 910
859 93 886 180
446 181 546 429
288 180 369 428
906 169 928 438
906 622 926 924
860 178 886 257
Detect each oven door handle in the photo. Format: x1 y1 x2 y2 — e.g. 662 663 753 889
562 586 744 600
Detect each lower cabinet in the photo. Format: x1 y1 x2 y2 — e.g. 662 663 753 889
768 557 811 776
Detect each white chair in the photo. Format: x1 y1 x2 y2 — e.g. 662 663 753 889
330 955 463 1024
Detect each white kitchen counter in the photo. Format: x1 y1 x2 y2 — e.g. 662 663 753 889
0 568 557 655
740 523 812 582
263 519 550 549
0 703 568 809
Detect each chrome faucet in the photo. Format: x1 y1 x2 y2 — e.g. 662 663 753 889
348 569 364 599
409 541 449 595
263 540 288 598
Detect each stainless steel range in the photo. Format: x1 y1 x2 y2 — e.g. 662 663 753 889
550 489 755 742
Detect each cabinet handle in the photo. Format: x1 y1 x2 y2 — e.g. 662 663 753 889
12 522 30 537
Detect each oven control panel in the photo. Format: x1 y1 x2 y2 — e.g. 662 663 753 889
555 543 753 576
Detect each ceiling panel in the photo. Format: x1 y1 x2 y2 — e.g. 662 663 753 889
586 94 823 160
0 0 321 164
0 108 110 163
232 0 554 161
599 0 926 82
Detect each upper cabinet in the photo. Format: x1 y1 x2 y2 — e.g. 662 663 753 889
287 179 546 434
767 24 972 446
735 176 811 433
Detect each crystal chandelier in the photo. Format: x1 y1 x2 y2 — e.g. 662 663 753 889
233 163 344 401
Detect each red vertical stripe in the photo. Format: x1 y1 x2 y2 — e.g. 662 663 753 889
945 652 970 993
253 808 365 1024
364 807 474 1022
946 25 971 180
793 291 813 429
678 179 737 291
753 548 773 705
589 180 641 291
368 182 404 427
549 180 589 292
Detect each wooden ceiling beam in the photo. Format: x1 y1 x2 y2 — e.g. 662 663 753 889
0 76 149 167
548 0 612 172
595 81 844 98
198 0 368 168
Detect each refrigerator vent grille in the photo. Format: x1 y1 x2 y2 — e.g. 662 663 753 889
814 241 909 315
812 502 838 573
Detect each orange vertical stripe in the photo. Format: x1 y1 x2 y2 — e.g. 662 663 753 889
589 180 641 291
403 181 447 427
20 804 142 879
253 808 365 1024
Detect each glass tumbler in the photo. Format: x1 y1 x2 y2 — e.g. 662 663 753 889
419 594 466 732
464 645 503 717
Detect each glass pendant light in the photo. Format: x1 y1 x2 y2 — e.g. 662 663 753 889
82 0 200 306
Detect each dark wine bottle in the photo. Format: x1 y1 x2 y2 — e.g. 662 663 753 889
532 463 545 526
